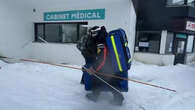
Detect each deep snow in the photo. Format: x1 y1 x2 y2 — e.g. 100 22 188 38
0 60 195 110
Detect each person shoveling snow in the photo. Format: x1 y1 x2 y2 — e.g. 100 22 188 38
77 26 131 105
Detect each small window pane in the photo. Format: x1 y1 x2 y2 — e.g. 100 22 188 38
188 0 195 6
165 32 174 54
45 24 61 43
135 32 161 53
167 0 184 5
61 24 77 43
177 41 185 53
36 24 44 42
186 35 194 53
188 0 194 2
79 25 88 39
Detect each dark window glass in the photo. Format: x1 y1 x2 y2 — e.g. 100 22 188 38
35 24 45 42
194 39 195 52
135 32 161 53
177 40 186 53
165 32 174 54
61 24 77 43
79 25 88 39
35 22 87 43
45 24 61 43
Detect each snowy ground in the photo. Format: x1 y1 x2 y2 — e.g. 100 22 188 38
0 60 195 110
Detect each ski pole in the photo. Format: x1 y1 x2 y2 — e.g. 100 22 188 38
22 58 176 92
84 67 147 110
94 71 177 92
0 56 176 93
21 58 176 92
94 73 122 95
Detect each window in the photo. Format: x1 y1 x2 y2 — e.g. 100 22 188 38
35 22 88 43
188 0 195 6
61 24 77 43
186 35 194 53
165 32 174 54
177 40 186 53
167 0 195 6
135 31 161 53
167 0 185 5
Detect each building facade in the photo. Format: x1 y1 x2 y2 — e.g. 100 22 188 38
0 0 137 65
135 0 195 65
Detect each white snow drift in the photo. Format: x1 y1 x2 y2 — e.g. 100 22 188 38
0 60 195 110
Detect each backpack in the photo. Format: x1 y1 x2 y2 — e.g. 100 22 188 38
77 26 100 58
106 28 131 72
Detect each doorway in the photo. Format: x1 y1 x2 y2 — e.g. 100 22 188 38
173 34 187 65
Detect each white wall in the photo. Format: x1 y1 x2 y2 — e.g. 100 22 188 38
0 0 34 58
31 0 136 65
134 52 175 66
186 53 195 63
160 30 167 54
0 0 136 65
31 43 85 65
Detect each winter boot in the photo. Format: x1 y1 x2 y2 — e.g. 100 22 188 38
110 92 124 106
86 90 100 102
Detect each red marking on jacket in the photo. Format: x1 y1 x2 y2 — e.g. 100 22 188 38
96 45 107 71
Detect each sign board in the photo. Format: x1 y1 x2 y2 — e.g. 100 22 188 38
186 21 195 31
176 34 187 39
44 9 105 21
139 42 149 47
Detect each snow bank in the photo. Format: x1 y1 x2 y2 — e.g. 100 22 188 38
161 92 195 110
129 62 195 110
0 60 7 67
188 61 195 67
0 61 195 110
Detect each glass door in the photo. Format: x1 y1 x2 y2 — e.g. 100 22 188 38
173 34 187 65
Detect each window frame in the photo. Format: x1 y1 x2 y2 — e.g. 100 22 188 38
34 22 88 44
193 35 195 52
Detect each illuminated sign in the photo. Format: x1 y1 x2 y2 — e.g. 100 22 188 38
176 34 187 39
186 21 195 31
